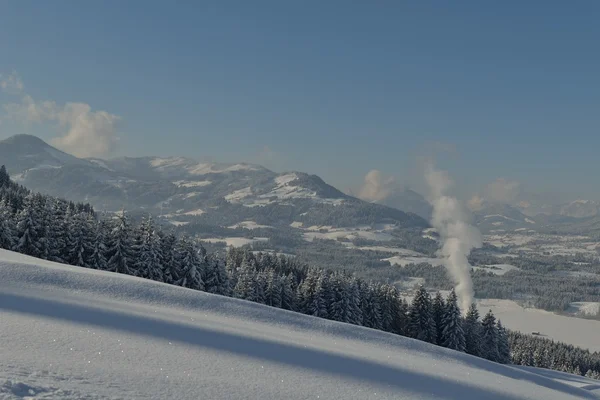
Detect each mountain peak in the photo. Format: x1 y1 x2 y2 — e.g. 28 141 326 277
1 134 50 149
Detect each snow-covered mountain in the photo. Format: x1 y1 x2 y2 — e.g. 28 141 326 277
376 187 433 220
559 200 600 219
473 203 538 232
0 135 427 230
1 249 598 399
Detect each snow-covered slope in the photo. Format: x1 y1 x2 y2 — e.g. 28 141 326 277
1 250 598 399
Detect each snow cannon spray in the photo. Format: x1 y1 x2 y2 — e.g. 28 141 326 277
425 164 482 313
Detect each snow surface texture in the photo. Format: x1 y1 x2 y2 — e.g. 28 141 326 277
1 249 599 399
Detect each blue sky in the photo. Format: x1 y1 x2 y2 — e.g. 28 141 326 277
1 1 599 199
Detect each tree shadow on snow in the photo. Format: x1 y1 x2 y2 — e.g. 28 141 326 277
1 292 595 400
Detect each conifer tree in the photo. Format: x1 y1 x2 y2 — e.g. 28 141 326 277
441 289 466 351
481 310 500 362
0 165 10 188
0 199 16 249
347 276 363 326
280 273 296 311
47 200 68 262
204 255 230 296
87 220 107 270
432 291 446 345
136 216 163 282
408 286 436 343
176 238 205 290
106 211 135 275
160 232 179 284
66 212 92 267
497 320 511 364
14 194 42 257
361 282 383 330
264 269 282 308
464 303 483 357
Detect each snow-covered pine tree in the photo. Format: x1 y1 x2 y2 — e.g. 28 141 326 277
481 310 500 362
47 200 69 263
280 273 296 311
346 276 363 326
298 267 320 313
87 219 107 270
378 284 397 333
390 296 409 336
254 270 268 304
300 269 329 318
360 282 383 330
204 255 230 296
0 199 16 249
327 272 350 323
175 238 205 290
0 165 10 188
464 302 483 357
233 258 258 301
441 289 466 352
408 286 436 343
66 212 93 267
34 194 50 260
432 291 446 345
106 211 135 275
264 269 282 308
497 320 511 364
160 232 180 284
14 194 42 257
135 216 164 282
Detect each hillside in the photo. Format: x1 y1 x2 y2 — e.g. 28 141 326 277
1 249 599 399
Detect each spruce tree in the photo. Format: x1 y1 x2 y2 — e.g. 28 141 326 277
160 232 180 284
0 165 10 188
87 220 107 270
106 211 135 275
280 273 296 311
464 303 483 357
47 200 68 263
481 310 500 362
14 194 42 257
361 282 383 330
0 199 16 249
264 269 282 308
432 291 446 345
441 289 466 352
135 216 163 282
176 238 205 290
204 255 230 296
66 212 93 267
497 320 511 364
408 286 436 343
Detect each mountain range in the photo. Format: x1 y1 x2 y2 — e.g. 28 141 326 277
0 134 427 231
3 134 600 236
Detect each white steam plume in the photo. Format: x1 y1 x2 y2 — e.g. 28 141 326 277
425 164 482 311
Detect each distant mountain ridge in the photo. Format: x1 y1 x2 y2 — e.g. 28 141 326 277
0 135 427 230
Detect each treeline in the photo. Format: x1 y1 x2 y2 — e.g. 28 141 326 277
510 332 600 379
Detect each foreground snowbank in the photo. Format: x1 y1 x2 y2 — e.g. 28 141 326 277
1 250 598 399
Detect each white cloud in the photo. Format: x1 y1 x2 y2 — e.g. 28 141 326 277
467 194 485 211
357 169 395 202
0 72 24 94
484 178 521 204
1 72 120 158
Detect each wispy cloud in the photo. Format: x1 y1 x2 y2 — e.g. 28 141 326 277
357 169 395 202
0 72 24 94
1 71 121 158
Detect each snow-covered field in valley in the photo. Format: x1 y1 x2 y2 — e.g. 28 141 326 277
1 250 599 399
477 299 600 353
